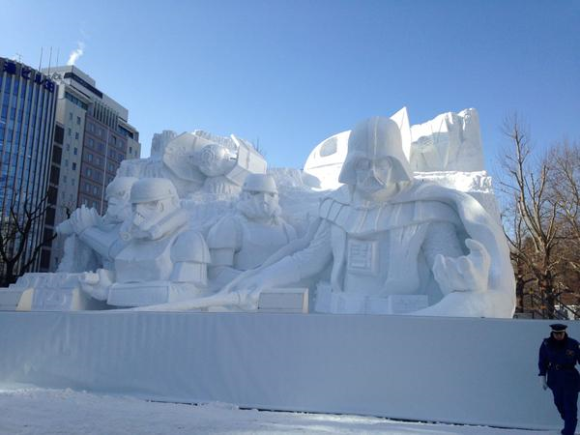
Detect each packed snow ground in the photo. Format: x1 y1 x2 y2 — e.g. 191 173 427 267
0 387 549 435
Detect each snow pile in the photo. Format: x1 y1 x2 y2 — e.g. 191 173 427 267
0 387 546 435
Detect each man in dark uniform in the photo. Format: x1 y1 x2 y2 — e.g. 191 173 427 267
539 323 580 435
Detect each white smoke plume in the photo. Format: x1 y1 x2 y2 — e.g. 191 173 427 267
67 42 85 66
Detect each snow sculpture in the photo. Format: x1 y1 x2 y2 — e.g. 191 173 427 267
119 130 267 198
150 130 177 159
206 174 297 289
303 108 411 191
57 177 138 273
410 108 483 172
303 131 349 191
161 116 515 318
0 272 107 311
79 178 211 307
303 108 486 189
0 178 139 312
0 111 515 318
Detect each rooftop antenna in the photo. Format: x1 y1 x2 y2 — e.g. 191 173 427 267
55 48 60 67
14 53 23 62
38 47 43 70
48 47 53 74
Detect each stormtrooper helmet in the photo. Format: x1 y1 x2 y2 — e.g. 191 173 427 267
104 177 138 222
242 174 278 194
130 178 179 204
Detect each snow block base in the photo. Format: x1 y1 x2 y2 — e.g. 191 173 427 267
0 311 573 430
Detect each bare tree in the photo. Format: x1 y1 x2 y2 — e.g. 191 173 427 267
549 141 580 310
0 193 57 287
499 115 561 318
503 203 535 313
550 141 580 270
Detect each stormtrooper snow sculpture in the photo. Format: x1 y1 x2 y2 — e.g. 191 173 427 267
206 174 297 289
214 116 515 317
57 177 138 273
79 178 211 307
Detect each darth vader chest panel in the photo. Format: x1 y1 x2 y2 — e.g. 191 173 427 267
343 232 390 296
342 224 425 297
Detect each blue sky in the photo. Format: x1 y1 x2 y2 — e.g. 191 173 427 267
2 0 579 178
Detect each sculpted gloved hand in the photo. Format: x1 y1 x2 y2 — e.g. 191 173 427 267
227 275 268 310
69 205 101 235
433 239 491 294
79 269 115 301
539 375 548 391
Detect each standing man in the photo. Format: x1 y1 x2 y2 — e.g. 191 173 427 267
539 324 580 435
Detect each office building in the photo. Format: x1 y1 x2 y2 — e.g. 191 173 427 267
0 56 59 277
43 65 141 270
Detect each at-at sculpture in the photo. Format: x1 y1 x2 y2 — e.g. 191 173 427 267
119 130 267 198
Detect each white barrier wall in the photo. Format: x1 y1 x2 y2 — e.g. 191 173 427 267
0 311 575 430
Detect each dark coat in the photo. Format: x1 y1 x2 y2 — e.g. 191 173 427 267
539 335 580 390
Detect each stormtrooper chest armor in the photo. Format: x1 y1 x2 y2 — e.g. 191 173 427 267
234 219 290 271
114 234 177 283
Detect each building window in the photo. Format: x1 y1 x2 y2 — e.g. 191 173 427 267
65 92 88 110
72 162 77 170
76 116 81 125
64 159 69 167
63 175 67 183
93 186 98 195
67 128 71 137
88 153 93 162
129 146 133 154
87 168 92 177
74 147 78 155
69 112 73 121
66 143 70 151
